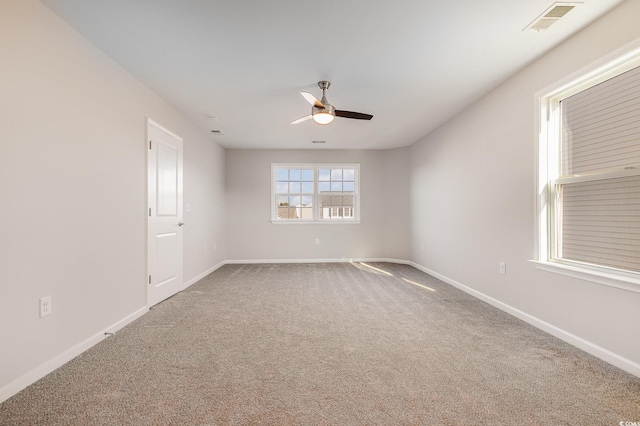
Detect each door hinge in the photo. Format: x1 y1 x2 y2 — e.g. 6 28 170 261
148 275 151 284
149 207 151 217
149 140 152 149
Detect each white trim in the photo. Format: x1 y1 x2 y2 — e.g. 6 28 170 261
147 117 183 141
535 37 640 101
409 261 640 378
529 260 640 294
182 260 226 289
224 257 403 264
0 307 148 404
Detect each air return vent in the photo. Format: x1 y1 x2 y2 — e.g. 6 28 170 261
524 2 581 31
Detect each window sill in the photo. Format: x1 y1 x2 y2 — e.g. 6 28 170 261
529 260 640 294
270 220 360 225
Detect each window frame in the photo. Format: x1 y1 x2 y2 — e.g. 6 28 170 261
534 42 640 293
271 163 361 224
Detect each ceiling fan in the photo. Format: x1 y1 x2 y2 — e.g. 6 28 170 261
291 81 373 125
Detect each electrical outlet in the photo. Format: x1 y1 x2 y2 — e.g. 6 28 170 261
40 296 52 318
213 242 217 250
499 262 506 275
315 238 320 245
421 242 425 250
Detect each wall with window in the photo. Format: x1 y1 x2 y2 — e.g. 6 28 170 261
409 0 640 374
226 148 410 262
0 0 227 400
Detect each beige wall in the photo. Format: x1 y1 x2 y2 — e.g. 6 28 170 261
225 148 411 262
409 0 640 373
0 0 226 399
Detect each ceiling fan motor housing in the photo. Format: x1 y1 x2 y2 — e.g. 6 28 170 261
313 103 334 115
313 81 335 124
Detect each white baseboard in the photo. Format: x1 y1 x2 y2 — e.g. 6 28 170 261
409 261 640 378
224 257 406 265
183 260 226 289
0 307 148 404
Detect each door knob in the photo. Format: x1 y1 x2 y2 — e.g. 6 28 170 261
178 222 185 227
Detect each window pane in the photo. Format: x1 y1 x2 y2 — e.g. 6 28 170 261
301 196 312 205
343 181 354 192
289 182 301 193
301 169 314 181
343 169 355 181
560 66 640 176
343 195 354 209
289 196 301 206
277 206 295 219
331 169 343 180
559 175 640 272
301 182 313 193
330 196 343 206
276 169 288 181
331 182 342 192
319 182 330 192
290 169 301 180
277 196 288 206
277 182 288 193
319 169 330 181
298 207 313 219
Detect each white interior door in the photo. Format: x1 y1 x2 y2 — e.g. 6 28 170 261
147 120 183 307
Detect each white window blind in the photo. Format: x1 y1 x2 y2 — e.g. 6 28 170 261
559 175 640 272
561 65 640 175
556 64 640 272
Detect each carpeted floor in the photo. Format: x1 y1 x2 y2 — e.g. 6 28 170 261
1 262 639 425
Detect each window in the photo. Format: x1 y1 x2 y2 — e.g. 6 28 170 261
272 164 360 222
536 46 640 287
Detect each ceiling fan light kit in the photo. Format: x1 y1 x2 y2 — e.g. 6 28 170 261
291 81 372 125
312 107 335 125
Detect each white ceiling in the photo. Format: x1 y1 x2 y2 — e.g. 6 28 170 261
40 0 626 150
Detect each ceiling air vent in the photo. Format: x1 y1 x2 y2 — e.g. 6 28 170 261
524 2 581 31
210 130 224 136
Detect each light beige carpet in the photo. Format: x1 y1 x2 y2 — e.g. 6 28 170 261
1 262 639 425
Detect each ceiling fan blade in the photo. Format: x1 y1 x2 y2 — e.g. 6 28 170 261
291 114 313 124
301 92 324 108
335 110 373 120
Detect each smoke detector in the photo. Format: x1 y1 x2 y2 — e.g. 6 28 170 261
524 2 581 31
